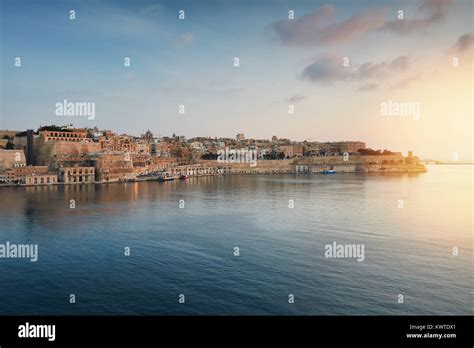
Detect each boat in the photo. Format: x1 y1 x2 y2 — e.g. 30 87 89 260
158 175 174 182
321 169 336 174
180 175 190 180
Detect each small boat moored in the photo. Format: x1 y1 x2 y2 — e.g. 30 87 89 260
321 169 336 174
158 175 174 182
180 175 190 180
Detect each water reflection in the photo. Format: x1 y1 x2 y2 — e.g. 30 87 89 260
0 167 471 315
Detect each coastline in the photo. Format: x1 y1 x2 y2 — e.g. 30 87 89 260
0 162 429 187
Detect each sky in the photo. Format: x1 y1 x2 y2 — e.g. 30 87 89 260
0 0 473 160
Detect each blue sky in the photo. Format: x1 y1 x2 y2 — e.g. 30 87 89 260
1 0 473 159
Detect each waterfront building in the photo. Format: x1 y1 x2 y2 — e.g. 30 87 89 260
4 165 51 184
5 166 49 184
149 157 177 171
295 165 310 173
169 164 216 177
59 166 95 184
24 173 58 186
92 153 134 182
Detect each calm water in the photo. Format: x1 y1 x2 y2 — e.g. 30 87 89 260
0 165 472 315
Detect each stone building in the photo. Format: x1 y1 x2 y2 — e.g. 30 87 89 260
24 173 58 186
331 141 366 154
5 166 49 183
92 153 135 182
59 166 95 184
279 145 304 158
100 135 137 153
39 129 89 142
34 137 101 167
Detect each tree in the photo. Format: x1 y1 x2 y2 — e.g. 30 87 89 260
358 148 384 156
38 125 72 132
